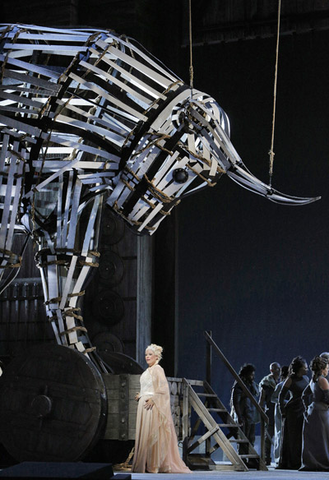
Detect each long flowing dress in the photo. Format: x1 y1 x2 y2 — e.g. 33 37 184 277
278 375 309 469
300 379 329 471
132 364 191 473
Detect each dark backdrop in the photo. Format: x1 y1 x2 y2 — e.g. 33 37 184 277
176 30 329 407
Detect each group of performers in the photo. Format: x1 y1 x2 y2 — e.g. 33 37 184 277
278 354 329 471
231 354 329 472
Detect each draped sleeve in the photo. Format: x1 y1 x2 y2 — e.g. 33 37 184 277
148 365 172 447
150 365 170 405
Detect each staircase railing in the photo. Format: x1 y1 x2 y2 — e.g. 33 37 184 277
204 330 268 462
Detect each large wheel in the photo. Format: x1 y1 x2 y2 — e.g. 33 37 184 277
0 344 107 462
92 333 143 374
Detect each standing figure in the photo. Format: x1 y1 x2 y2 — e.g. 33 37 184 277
320 352 329 379
277 356 309 469
231 363 260 457
132 344 191 474
271 365 289 466
259 362 281 465
300 356 329 471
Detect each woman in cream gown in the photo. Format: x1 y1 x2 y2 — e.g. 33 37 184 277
132 344 191 473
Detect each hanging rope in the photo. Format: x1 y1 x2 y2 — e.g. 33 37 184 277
188 0 194 96
268 0 282 188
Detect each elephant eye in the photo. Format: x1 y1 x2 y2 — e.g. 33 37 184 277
172 168 189 184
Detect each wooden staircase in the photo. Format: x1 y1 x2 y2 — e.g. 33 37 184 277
182 378 268 472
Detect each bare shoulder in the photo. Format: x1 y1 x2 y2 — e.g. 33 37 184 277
318 376 329 390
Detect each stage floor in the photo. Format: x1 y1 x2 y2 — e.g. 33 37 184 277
119 466 329 480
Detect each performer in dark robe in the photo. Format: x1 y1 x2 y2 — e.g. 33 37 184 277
300 355 329 471
230 363 260 459
277 356 309 470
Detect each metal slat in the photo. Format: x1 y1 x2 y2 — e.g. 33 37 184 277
0 55 60 80
68 72 148 122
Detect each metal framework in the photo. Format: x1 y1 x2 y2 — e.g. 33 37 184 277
0 24 320 366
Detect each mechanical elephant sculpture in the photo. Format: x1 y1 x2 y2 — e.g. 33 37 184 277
0 23 319 359
0 23 321 463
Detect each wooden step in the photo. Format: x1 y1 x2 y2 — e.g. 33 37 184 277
186 453 216 469
197 393 217 397
218 423 239 428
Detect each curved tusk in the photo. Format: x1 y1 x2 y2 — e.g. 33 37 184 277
227 163 321 206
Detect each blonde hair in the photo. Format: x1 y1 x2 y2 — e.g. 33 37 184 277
146 343 163 362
